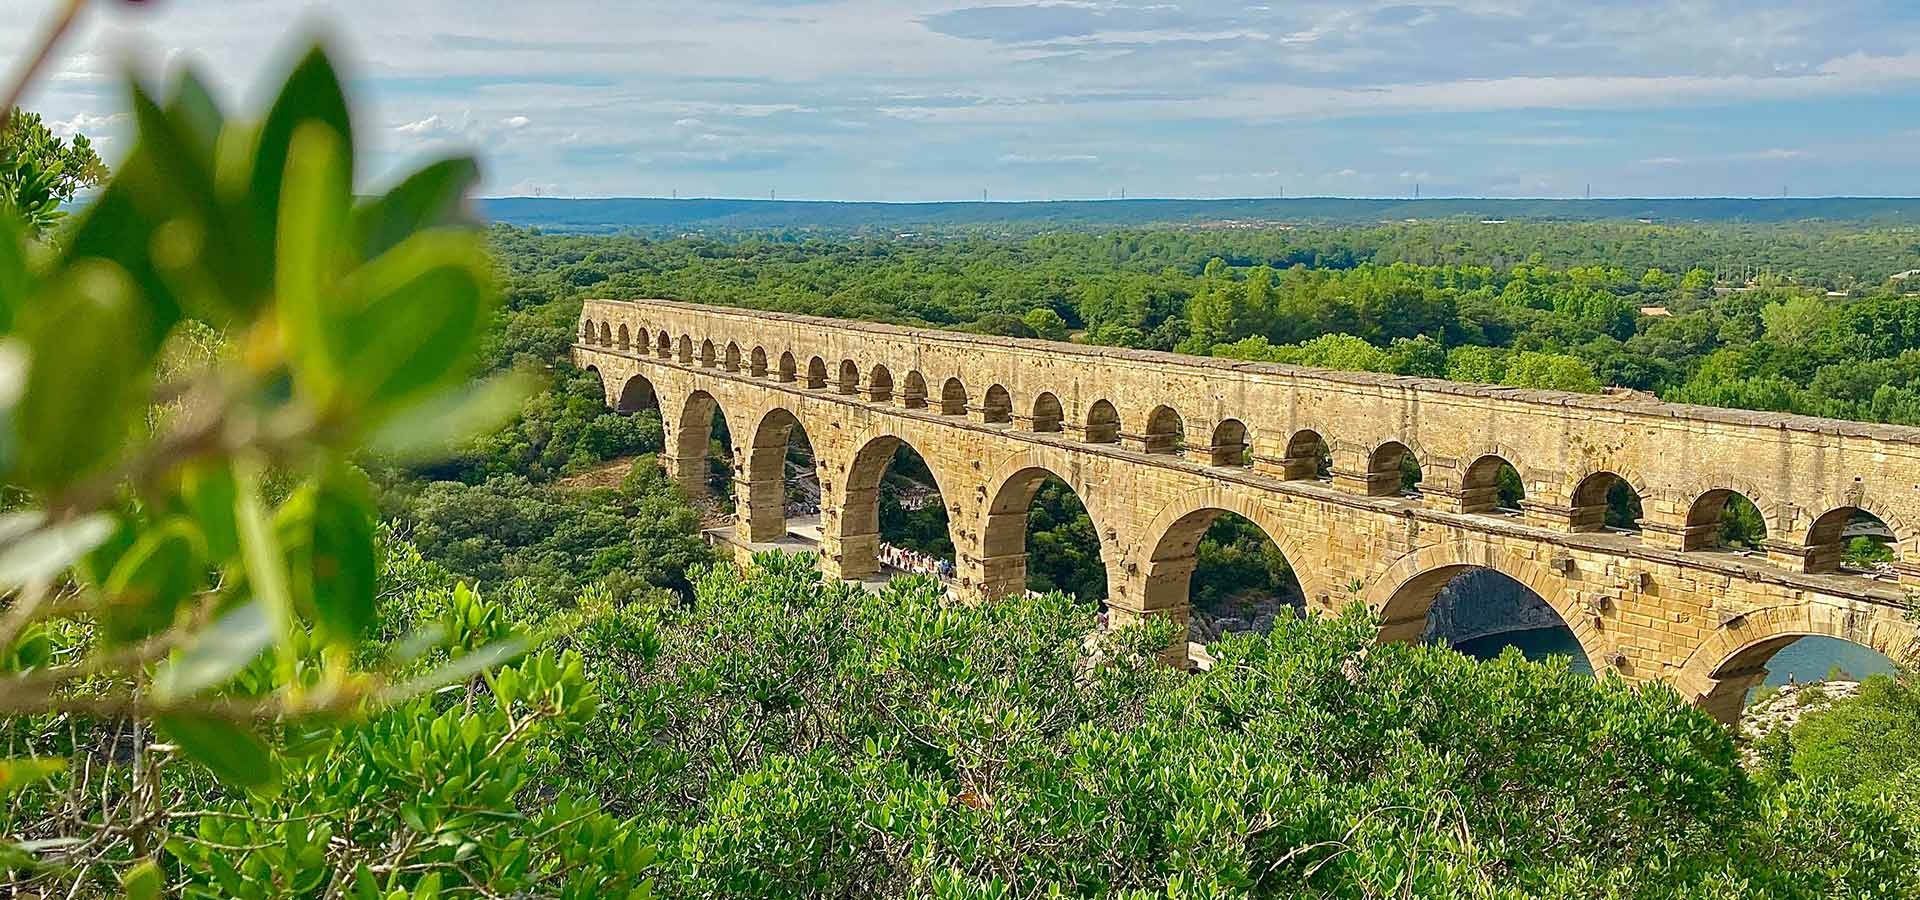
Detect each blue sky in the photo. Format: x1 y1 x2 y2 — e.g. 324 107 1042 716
10 0 1920 200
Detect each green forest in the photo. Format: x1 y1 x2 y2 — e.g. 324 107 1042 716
4 19 1920 900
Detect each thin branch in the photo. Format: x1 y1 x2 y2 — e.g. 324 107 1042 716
0 0 88 132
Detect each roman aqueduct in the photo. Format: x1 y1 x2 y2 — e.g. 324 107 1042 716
576 298 1920 723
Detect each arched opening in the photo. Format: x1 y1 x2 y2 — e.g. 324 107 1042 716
1145 509 1304 647
739 407 820 542
1386 566 1593 674
581 319 595 343
940 378 968 416
676 335 693 363
1144 405 1183 455
723 342 742 372
616 323 630 350
1368 441 1421 497
598 322 611 346
676 391 736 512
1684 489 1767 552
699 339 717 368
1209 419 1251 468
1804 506 1898 577
655 332 671 358
901 372 928 409
982 468 1106 603
806 357 828 389
866 365 894 403
750 346 768 378
1460 454 1523 514
843 435 955 581
1282 430 1331 480
1569 471 1643 533
616 373 659 416
777 351 797 383
1083 400 1120 444
1707 634 1901 722
836 360 860 395
983 385 1013 424
1030 392 1063 433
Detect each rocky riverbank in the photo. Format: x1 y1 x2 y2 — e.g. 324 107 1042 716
1739 680 1861 756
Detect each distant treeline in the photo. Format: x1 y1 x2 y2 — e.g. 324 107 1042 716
478 195 1920 236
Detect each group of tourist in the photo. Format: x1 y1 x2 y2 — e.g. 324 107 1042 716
879 542 953 580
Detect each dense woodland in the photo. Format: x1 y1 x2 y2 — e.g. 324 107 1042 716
6 35 1920 893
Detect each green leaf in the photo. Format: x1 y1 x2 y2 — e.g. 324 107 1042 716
155 713 279 793
278 466 379 643
0 757 65 796
328 231 492 415
101 518 207 644
274 120 353 405
369 369 539 461
13 260 147 491
0 512 115 590
180 462 240 563
121 858 164 900
151 602 274 700
122 78 269 324
0 339 24 477
0 209 28 333
249 44 354 270
351 156 481 259
164 66 227 163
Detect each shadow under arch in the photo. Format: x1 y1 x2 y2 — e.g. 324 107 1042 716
1134 487 1321 636
1675 602 1918 724
738 404 820 542
978 453 1116 603
834 430 960 580
1360 540 1603 671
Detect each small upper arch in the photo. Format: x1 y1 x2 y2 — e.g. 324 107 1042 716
837 359 860 395
617 323 631 350
1367 441 1421 498
1083 399 1120 444
676 334 693 363
724 341 742 372
1283 429 1331 480
1460 453 1523 514
1143 405 1184 455
750 346 769 378
1208 418 1251 468
867 364 895 403
778 351 798 383
940 377 969 416
655 331 671 358
1031 392 1063 433
806 356 829 389
902 371 929 409
699 339 717 367
983 385 1013 424
598 322 612 346
1684 488 1768 553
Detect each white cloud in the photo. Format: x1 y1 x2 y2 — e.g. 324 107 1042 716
500 115 530 129
998 152 1099 164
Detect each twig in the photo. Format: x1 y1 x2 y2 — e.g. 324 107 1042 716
0 0 88 132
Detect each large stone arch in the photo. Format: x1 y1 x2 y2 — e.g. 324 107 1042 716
616 371 661 416
1360 538 1606 672
737 402 821 542
1673 600 1920 724
976 450 1122 602
1129 485 1325 634
825 427 963 582
670 389 736 499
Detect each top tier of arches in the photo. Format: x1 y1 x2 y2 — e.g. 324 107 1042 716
577 300 1920 588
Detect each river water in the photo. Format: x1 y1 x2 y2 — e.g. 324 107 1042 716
1451 628 1896 698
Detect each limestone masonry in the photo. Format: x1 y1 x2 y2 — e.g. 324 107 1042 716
576 298 1920 723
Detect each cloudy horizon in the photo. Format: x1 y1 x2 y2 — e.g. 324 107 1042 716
9 0 1920 202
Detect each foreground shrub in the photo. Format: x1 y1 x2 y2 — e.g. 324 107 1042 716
562 553 1919 899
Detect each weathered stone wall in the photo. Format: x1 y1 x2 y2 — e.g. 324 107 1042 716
576 298 1920 724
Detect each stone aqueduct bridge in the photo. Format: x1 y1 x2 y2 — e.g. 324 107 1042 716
576 298 1920 723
